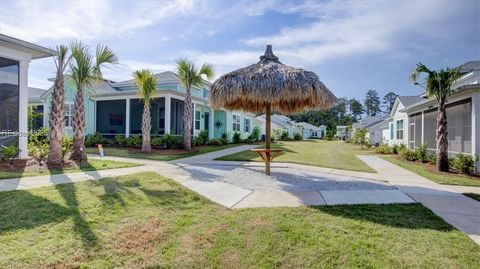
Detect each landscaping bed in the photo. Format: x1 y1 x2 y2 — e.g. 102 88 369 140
0 172 478 268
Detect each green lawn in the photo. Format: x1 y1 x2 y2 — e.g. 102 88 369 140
85 144 241 161
464 193 480 201
216 140 376 173
381 156 480 187
0 172 478 268
0 159 140 180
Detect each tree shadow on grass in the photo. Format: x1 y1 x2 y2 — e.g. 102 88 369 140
55 183 99 250
0 190 70 234
311 203 455 231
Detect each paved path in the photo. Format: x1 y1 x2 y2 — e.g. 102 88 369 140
358 155 480 244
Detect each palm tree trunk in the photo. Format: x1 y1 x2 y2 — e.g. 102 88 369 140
47 74 65 164
71 87 87 163
183 85 193 151
436 98 449 172
141 102 151 152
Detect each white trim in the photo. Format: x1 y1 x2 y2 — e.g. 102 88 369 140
18 61 29 158
125 98 131 137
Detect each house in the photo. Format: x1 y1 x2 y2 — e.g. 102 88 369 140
0 34 53 158
28 87 48 131
256 114 298 138
297 122 325 139
336 125 351 140
352 115 389 145
31 71 259 142
384 95 425 146
400 61 480 160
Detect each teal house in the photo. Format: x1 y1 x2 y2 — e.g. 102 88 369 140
29 71 260 141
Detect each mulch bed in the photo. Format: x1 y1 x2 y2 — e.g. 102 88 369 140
104 146 200 155
0 158 82 173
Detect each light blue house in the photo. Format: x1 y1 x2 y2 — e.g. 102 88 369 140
29 71 259 141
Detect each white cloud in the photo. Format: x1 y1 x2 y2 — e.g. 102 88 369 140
0 0 199 42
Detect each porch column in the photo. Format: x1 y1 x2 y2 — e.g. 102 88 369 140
209 109 214 139
421 110 424 145
471 94 480 171
125 98 131 137
193 102 197 135
164 95 171 134
18 61 29 158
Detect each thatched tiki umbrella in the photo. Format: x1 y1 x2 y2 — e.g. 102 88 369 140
210 45 337 175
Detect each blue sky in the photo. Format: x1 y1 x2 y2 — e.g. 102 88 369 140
1 0 478 100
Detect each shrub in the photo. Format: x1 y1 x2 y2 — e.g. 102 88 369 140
151 136 164 147
127 135 142 147
427 153 436 165
28 127 49 144
114 134 128 145
451 153 478 175
61 134 73 159
248 126 261 142
164 134 183 149
198 130 209 145
272 129 283 140
208 138 223 146
399 148 417 161
0 145 19 161
392 144 406 155
28 127 49 160
293 133 303 141
280 131 290 141
325 129 335 141
220 132 229 145
192 136 204 147
366 142 373 149
375 144 393 154
415 144 428 163
85 133 107 147
354 128 368 149
232 132 241 144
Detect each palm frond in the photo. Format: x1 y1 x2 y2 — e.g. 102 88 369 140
94 44 118 79
176 58 214 89
133 69 158 105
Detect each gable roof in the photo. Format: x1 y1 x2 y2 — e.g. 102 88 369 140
111 71 212 88
297 122 320 130
256 114 295 127
0 34 54 59
397 96 424 107
28 87 47 98
457 60 480 74
355 114 388 129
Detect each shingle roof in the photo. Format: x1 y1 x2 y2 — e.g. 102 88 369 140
111 71 212 88
297 122 320 130
356 114 388 129
397 96 424 107
457 60 480 73
28 87 47 98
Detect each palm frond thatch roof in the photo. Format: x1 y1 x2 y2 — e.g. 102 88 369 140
210 45 337 114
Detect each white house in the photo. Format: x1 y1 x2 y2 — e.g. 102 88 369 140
297 122 325 139
336 125 351 140
256 114 298 138
401 61 480 160
0 34 53 158
384 96 425 146
352 115 389 145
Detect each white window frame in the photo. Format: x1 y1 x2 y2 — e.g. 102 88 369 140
396 120 404 140
244 118 250 133
232 114 241 132
65 103 73 128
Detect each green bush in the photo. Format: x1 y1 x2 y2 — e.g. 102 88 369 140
0 145 19 160
220 132 229 145
151 136 165 147
28 127 49 160
399 148 417 161
325 129 335 141
163 134 183 149
208 138 223 146
280 131 290 141
85 133 107 147
392 144 406 155
114 134 128 145
127 135 142 147
450 153 478 175
248 126 261 142
61 134 73 159
375 144 393 154
427 153 436 165
272 129 283 140
415 144 428 163
192 136 204 147
28 127 49 144
198 130 209 145
232 132 241 144
293 133 303 141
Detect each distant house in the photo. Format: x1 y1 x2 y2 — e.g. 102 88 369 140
336 125 351 140
297 122 325 139
352 115 389 145
383 95 425 145
28 87 48 131
256 114 297 138
401 61 480 158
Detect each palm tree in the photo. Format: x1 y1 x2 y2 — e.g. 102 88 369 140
69 42 118 162
132 69 158 152
410 63 462 172
47 45 70 165
176 59 214 151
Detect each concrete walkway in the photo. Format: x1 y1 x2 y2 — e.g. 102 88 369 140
358 155 480 244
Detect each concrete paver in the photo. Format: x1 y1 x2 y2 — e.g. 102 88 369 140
321 190 414 205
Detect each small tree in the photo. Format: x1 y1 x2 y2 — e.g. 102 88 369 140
132 69 158 152
355 128 368 149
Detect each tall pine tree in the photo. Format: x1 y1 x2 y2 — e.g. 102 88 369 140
364 89 381 116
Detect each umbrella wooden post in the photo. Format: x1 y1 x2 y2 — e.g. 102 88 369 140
265 105 271 175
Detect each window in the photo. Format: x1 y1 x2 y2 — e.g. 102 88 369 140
195 111 201 130
65 104 73 127
232 114 240 132
396 120 403 140
244 118 250 133
0 57 19 132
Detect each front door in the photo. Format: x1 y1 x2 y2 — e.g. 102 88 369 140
204 112 210 134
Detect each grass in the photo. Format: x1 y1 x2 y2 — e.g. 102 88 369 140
85 144 241 161
0 172 478 268
464 193 480 201
0 159 140 180
381 156 480 187
216 140 376 173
